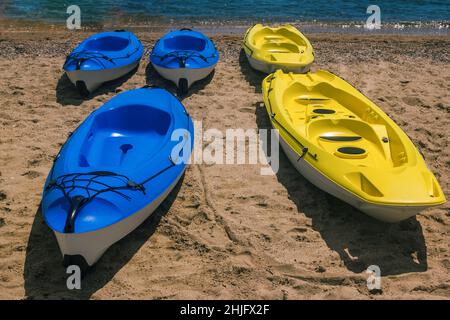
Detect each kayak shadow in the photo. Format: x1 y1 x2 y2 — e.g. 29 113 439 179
23 174 184 299
238 49 266 94
254 103 427 276
55 65 139 106
145 63 215 100
144 63 178 96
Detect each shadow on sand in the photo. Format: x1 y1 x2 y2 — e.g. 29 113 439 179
145 63 215 100
254 103 427 276
238 49 266 93
55 65 139 106
23 174 184 299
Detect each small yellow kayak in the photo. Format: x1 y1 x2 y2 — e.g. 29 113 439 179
243 24 314 74
262 70 446 222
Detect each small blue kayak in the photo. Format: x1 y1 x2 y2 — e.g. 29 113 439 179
64 30 144 95
41 87 194 268
150 28 219 94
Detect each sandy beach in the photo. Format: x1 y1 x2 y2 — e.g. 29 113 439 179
0 23 449 299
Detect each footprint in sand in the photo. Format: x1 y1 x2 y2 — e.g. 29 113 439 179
21 170 42 179
288 227 312 242
238 107 254 113
402 96 424 107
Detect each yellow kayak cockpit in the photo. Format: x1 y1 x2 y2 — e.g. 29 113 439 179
262 70 446 221
244 24 314 74
287 96 396 168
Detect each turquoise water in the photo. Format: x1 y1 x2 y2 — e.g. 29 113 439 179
2 0 449 24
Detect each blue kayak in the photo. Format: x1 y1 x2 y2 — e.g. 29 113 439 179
150 28 219 93
64 30 144 96
41 87 194 268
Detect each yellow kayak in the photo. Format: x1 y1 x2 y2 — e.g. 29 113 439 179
243 24 314 74
262 70 446 222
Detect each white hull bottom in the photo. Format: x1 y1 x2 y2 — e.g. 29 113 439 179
65 60 140 94
246 54 311 74
53 170 184 266
152 63 215 89
279 135 427 223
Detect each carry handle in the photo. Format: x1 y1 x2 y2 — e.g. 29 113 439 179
64 196 87 233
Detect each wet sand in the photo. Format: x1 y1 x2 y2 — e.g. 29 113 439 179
0 25 449 299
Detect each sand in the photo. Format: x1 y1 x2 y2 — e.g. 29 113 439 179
0 25 449 299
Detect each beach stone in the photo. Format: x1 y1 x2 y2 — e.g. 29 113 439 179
436 103 449 113
369 288 383 295
315 265 326 273
22 170 42 179
0 191 6 201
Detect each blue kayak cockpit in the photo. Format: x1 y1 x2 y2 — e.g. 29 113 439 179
42 88 194 234
164 35 207 52
84 36 131 52
78 104 172 168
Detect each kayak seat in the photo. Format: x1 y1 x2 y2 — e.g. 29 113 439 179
264 35 285 40
79 104 171 168
84 36 130 52
260 42 300 54
164 36 206 51
308 118 395 166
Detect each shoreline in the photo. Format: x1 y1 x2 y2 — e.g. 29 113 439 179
1 17 450 36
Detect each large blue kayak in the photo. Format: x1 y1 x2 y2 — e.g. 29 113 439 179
41 87 193 268
150 28 219 93
64 30 144 95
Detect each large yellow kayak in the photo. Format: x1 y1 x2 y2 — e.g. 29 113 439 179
262 70 446 222
243 24 314 74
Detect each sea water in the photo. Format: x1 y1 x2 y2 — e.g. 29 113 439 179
1 0 449 34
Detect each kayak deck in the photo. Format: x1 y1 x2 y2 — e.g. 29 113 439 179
244 24 314 67
284 94 395 171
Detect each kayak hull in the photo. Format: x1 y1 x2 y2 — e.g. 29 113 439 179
54 169 184 267
66 60 140 94
246 53 311 74
279 133 428 223
152 63 215 89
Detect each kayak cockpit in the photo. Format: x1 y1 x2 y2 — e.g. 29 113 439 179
254 27 308 49
307 118 393 168
280 81 409 169
84 36 130 52
164 35 207 52
78 104 172 168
